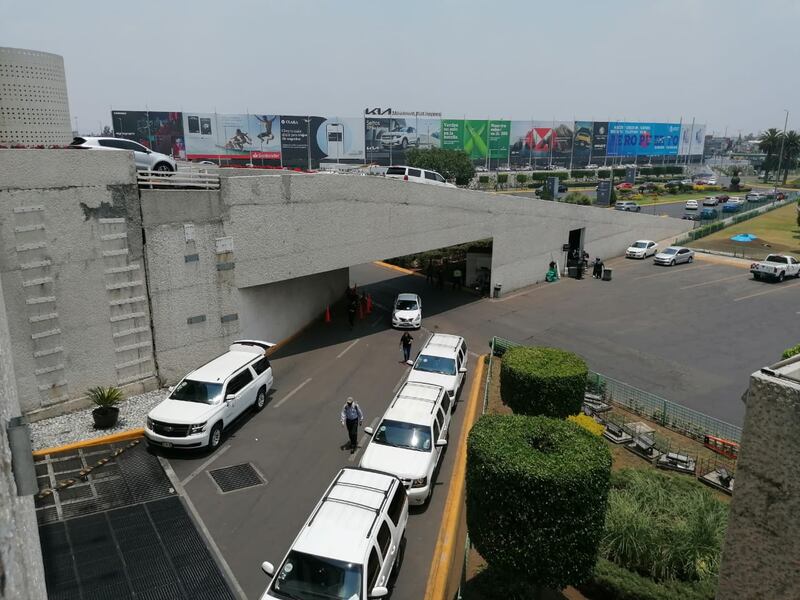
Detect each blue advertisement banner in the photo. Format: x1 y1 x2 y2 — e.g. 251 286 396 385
607 122 680 157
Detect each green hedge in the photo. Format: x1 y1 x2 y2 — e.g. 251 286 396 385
612 168 626 177
579 559 716 600
571 169 594 178
597 169 611 179
500 346 588 417
783 343 800 359
466 414 612 589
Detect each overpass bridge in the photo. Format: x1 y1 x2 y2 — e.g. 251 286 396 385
0 150 690 416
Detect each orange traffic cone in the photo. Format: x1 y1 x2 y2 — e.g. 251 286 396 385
325 305 331 323
366 294 373 314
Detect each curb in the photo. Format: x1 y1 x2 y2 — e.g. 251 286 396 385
372 261 421 277
33 428 145 457
424 355 486 600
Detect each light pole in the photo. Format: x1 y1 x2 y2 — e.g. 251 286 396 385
774 109 789 191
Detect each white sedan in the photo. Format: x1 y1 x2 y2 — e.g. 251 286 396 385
654 247 695 266
685 199 699 210
392 293 422 329
626 240 658 259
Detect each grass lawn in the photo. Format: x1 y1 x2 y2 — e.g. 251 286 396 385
687 202 800 259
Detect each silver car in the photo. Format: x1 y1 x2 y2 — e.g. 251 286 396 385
69 136 176 172
653 246 695 266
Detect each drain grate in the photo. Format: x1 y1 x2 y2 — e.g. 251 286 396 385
208 463 265 493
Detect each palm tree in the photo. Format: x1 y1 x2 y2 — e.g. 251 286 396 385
780 130 800 184
759 128 781 181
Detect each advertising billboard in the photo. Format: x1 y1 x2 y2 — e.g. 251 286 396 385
607 122 680 157
182 112 281 163
508 121 573 165
314 117 364 164
441 119 509 161
592 122 608 160
111 110 185 159
679 123 706 156
364 116 440 165
572 121 593 165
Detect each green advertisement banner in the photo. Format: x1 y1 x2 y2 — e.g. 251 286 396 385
441 119 509 159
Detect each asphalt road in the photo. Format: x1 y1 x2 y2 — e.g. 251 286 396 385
160 255 799 599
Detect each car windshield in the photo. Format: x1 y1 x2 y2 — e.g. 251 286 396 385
169 379 223 404
662 248 678 255
396 299 418 311
413 354 456 376
373 419 432 452
271 551 362 600
632 242 647 248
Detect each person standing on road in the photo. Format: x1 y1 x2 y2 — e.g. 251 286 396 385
347 298 357 329
400 331 414 364
592 257 603 279
340 397 364 453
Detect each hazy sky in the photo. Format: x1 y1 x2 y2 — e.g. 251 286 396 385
2 0 797 136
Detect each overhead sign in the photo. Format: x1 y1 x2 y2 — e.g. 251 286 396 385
364 108 441 117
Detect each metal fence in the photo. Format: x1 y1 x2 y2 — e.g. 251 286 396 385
491 336 743 443
137 169 220 190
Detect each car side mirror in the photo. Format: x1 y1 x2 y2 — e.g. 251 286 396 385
436 438 448 447
225 394 236 402
370 586 389 598
262 561 275 577
459 366 467 374
364 426 374 435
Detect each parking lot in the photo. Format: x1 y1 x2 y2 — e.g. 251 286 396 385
146 253 797 599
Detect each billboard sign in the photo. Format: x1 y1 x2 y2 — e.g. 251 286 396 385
183 112 281 162
592 122 608 159
314 117 365 163
111 110 185 159
607 122 680 157
442 119 509 160
364 116 441 165
573 121 593 165
679 123 706 156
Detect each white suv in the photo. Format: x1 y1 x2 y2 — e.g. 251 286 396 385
145 340 274 450
406 334 467 402
260 468 408 600
384 166 456 188
360 381 451 505
69 136 177 172
392 293 421 329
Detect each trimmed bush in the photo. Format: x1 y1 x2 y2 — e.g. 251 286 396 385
515 173 528 185
478 175 490 185
500 346 588 417
466 414 612 589
580 558 717 600
782 343 800 359
568 413 605 436
597 169 611 179
497 173 509 185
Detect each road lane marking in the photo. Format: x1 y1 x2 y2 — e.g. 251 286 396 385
680 273 745 289
180 444 231 486
349 417 380 463
273 377 312 408
633 263 712 280
336 339 359 358
733 281 800 302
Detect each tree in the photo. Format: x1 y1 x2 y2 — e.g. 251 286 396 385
780 130 800 184
466 414 612 592
405 147 475 186
759 128 781 181
101 125 113 137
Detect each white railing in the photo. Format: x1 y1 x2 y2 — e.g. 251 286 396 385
137 170 220 190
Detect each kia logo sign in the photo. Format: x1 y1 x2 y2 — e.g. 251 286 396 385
365 107 392 115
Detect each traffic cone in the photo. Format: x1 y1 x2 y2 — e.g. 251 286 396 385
325 305 331 324
366 294 373 314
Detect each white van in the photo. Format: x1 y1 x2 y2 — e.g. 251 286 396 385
360 381 451 505
384 166 456 188
145 340 274 450
406 334 468 402
260 468 408 600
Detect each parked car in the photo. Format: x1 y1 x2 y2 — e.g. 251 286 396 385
715 194 730 203
680 179 693 186
69 136 177 172
699 207 718 220
558 183 568 193
750 255 800 282
614 201 641 212
145 340 274 450
745 191 766 202
682 213 700 221
259 468 408 600
406 334 467 402
361 381 451 505
722 201 742 213
625 240 658 259
384 166 455 188
654 247 695 266
392 293 422 329
685 199 699 210
585 164 599 170
615 182 634 190
702 196 719 206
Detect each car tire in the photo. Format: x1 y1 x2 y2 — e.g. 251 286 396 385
401 138 408 149
778 272 785 283
208 422 223 450
153 162 174 174
670 259 676 266
688 256 693 263
253 387 267 412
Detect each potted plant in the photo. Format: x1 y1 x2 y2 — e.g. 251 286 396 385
89 386 124 429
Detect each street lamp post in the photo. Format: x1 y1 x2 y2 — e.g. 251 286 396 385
774 110 789 191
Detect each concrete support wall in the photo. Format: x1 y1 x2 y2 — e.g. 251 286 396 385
717 366 800 599
0 150 158 417
0 267 47 600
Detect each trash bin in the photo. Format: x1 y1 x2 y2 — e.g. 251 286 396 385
602 268 613 281
568 266 578 278
493 283 502 298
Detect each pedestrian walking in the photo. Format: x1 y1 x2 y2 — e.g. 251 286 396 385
400 331 414 364
592 257 603 279
340 397 364 453
347 298 357 329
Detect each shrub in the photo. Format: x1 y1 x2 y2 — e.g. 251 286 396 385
500 346 588 418
568 413 605 436
562 191 592 205
497 173 509 185
571 169 593 178
87 386 123 408
478 175 489 185
597 169 611 179
612 168 626 178
782 344 800 359
466 414 612 589
515 173 528 185
406 147 475 185
580 558 717 600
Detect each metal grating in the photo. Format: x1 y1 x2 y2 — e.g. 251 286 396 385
40 496 235 600
208 463 265 493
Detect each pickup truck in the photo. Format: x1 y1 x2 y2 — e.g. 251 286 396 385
750 254 800 282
